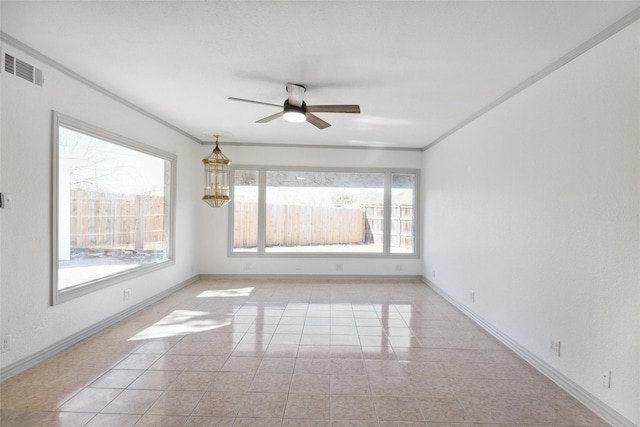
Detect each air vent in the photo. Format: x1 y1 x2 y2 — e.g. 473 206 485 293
3 52 44 86
4 54 15 74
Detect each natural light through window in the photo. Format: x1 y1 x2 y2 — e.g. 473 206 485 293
231 167 418 256
53 113 175 304
128 310 231 341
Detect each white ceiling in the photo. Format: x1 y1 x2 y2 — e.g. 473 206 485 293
1 1 639 149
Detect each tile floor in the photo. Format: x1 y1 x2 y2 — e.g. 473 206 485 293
0 278 608 426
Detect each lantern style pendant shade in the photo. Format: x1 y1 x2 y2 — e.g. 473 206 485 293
202 135 231 208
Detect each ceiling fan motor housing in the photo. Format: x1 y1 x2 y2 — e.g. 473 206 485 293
283 100 307 122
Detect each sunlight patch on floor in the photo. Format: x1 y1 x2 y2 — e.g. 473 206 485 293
128 309 231 340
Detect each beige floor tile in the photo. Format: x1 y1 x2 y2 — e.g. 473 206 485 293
0 383 82 411
258 357 296 374
89 370 144 389
134 340 178 354
147 390 204 416
330 395 376 421
333 421 379 427
295 358 333 375
249 372 292 392
330 375 371 395
184 416 234 426
209 372 254 393
407 377 454 398
367 376 410 396
58 388 123 413
189 355 227 371
100 389 162 414
365 360 402 376
0 409 95 427
284 393 330 419
221 356 262 372
290 373 331 394
416 396 469 422
372 395 424 422
264 344 299 358
330 359 366 376
113 354 161 370
168 371 217 391
457 396 520 424
150 354 201 371
298 345 332 359
283 419 330 427
192 391 243 417
85 413 141 426
135 414 189 426
234 418 284 426
128 370 181 390
236 392 287 418
232 343 268 357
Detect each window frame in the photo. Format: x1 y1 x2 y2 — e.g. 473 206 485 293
228 165 420 258
51 111 177 305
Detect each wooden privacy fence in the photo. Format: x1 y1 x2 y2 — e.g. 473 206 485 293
70 190 165 251
234 202 364 248
234 202 413 249
364 204 414 248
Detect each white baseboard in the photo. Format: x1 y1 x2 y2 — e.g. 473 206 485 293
199 273 423 281
0 274 199 383
422 276 636 427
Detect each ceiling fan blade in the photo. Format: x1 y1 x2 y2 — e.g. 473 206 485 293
228 97 282 108
306 105 360 113
306 113 331 129
286 83 306 107
256 111 284 123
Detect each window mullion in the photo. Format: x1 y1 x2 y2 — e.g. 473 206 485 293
383 171 392 255
257 168 267 253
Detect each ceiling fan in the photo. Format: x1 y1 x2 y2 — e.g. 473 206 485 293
228 83 360 129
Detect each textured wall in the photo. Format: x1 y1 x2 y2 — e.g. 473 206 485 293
0 43 201 369
422 22 640 424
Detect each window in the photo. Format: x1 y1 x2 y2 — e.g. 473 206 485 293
52 112 176 304
231 167 418 256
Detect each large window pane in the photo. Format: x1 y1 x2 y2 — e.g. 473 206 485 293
390 173 416 254
265 171 384 253
54 113 175 303
233 169 259 252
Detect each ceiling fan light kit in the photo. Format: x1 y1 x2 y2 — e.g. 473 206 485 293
229 83 360 129
282 100 307 123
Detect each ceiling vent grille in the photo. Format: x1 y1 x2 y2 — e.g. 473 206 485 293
3 52 44 86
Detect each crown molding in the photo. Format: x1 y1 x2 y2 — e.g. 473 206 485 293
423 6 640 152
213 141 424 152
0 31 204 145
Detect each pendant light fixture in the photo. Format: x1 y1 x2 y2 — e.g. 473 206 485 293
202 135 231 208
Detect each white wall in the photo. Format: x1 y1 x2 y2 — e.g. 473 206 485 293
422 22 640 425
0 43 201 369
197 144 423 277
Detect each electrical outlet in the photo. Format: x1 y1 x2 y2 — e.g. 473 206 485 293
336 264 343 271
0 193 12 209
244 263 252 271
123 289 131 301
549 339 561 357
395 264 403 271
469 290 475 303
0 335 11 353
432 269 436 279
602 370 611 388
